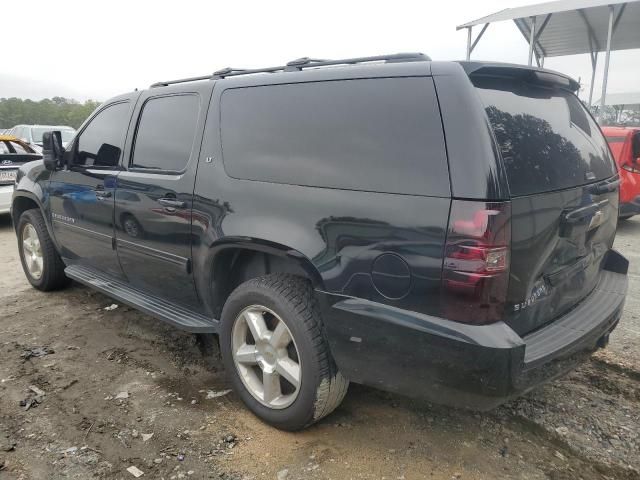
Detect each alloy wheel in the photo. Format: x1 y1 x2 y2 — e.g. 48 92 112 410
22 223 43 280
231 305 302 409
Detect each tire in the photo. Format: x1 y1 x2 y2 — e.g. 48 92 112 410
220 274 348 430
17 209 70 291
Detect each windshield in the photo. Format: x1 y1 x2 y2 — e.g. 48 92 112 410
474 77 616 197
30 127 76 144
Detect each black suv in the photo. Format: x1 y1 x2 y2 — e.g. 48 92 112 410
12 54 628 430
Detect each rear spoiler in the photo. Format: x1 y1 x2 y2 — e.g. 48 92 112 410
457 61 580 93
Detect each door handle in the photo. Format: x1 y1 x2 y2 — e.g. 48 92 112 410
158 198 186 209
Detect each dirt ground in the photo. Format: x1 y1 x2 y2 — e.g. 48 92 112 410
1 213 639 480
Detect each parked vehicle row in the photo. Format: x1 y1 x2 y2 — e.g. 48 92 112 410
10 54 629 431
0 135 42 214
4 125 76 153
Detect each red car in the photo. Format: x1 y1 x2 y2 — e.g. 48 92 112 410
602 126 640 219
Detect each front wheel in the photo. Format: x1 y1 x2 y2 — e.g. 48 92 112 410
17 209 70 291
220 274 348 430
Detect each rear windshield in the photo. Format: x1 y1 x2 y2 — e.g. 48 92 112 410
474 77 616 197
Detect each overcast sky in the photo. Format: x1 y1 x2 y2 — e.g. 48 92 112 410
2 0 638 104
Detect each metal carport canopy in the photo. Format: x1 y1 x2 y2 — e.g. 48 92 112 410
457 0 640 106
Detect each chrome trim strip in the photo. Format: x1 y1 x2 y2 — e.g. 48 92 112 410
116 238 190 270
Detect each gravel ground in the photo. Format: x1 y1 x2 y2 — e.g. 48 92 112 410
0 213 639 480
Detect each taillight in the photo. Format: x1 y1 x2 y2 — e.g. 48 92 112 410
441 200 511 324
622 163 640 174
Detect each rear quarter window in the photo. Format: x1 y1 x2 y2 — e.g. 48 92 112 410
220 77 449 196
474 77 616 197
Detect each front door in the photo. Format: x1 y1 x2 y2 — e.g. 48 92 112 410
49 100 136 278
114 87 210 309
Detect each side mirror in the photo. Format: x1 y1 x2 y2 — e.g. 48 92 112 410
42 131 64 171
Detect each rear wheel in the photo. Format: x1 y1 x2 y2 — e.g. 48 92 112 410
122 214 144 238
17 209 69 291
220 274 348 430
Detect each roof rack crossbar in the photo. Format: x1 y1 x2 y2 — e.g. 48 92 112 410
150 52 430 87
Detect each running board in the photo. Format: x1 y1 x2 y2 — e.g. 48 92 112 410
65 265 218 333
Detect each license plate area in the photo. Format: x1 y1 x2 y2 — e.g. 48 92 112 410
0 169 17 184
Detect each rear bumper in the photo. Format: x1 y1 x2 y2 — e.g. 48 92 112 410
0 185 13 214
619 195 640 217
319 250 628 410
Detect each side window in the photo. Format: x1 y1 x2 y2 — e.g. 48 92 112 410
220 78 449 196
74 102 130 168
130 95 200 172
633 132 640 159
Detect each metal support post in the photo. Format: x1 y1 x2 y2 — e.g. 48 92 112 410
600 5 615 108
588 51 598 106
528 16 537 66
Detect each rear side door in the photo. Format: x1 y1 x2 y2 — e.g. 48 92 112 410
114 84 212 309
49 100 137 278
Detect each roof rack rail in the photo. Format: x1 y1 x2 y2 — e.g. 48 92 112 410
284 57 330 70
150 52 430 88
150 75 212 88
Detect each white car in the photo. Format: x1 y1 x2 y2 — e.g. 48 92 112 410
8 125 76 153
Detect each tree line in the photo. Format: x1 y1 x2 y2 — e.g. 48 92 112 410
0 97 101 130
